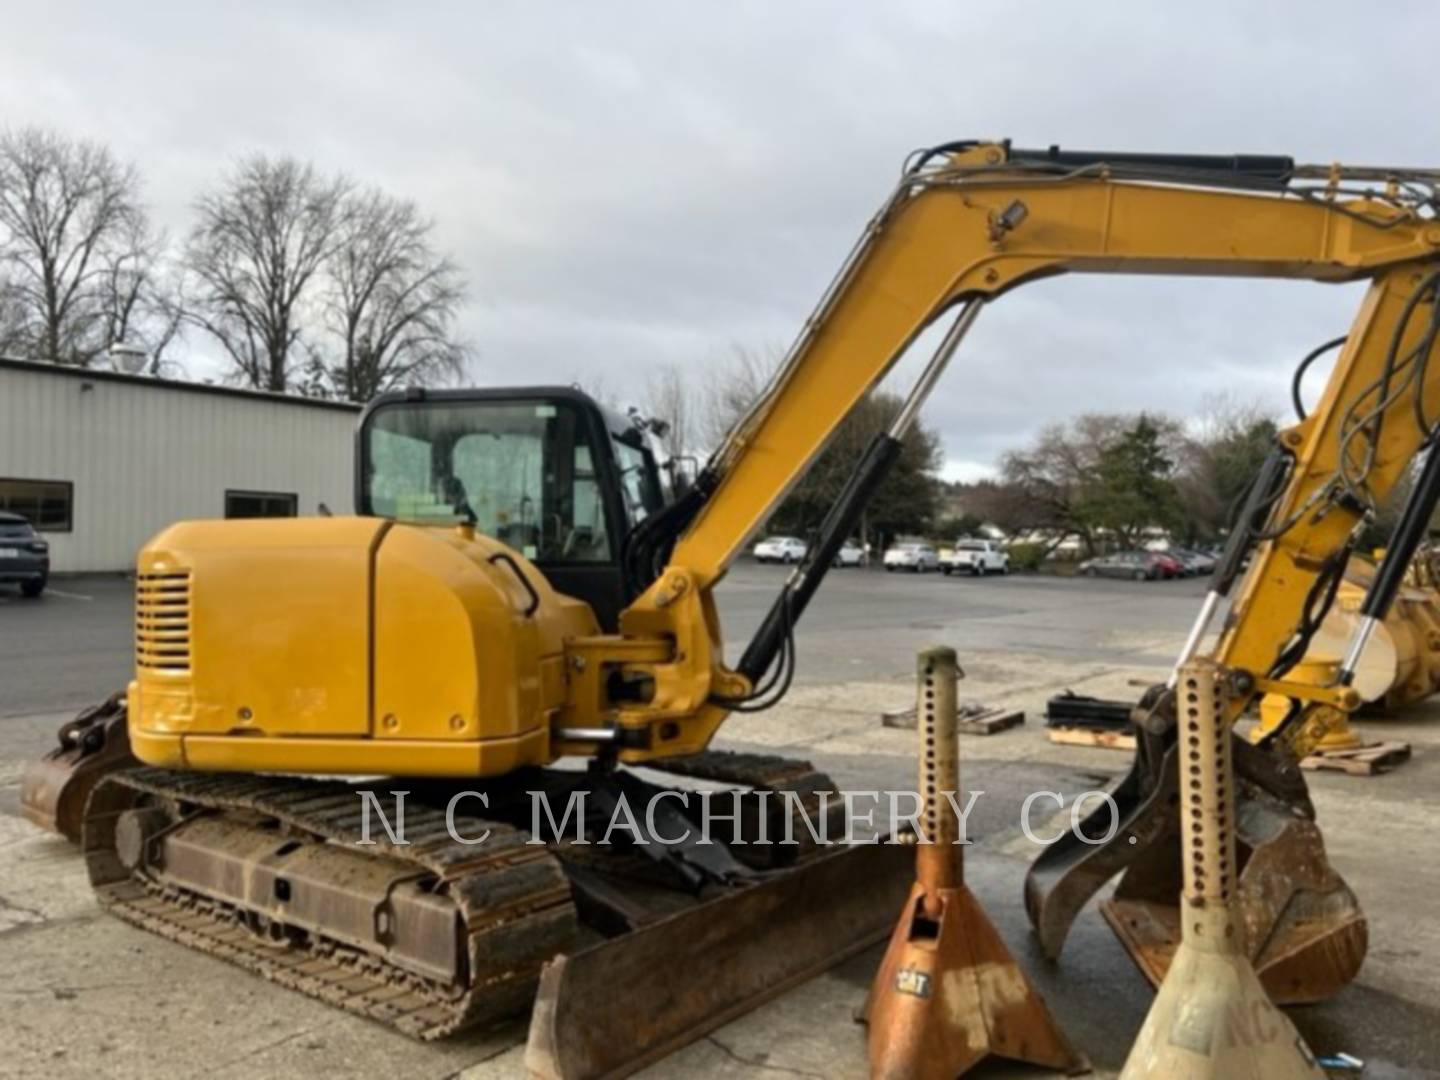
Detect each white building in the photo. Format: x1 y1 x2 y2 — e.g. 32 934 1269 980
0 357 360 573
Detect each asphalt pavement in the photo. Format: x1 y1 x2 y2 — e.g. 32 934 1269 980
0 575 135 717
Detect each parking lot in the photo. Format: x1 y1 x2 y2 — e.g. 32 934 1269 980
1 564 1437 1078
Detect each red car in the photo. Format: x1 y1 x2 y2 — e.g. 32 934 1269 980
1148 552 1185 579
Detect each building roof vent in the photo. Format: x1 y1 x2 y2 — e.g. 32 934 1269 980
108 342 150 375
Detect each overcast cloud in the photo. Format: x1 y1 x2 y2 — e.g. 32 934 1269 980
4 1 1437 478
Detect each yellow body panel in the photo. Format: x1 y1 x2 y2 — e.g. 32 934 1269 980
130 728 545 778
129 517 598 778
372 524 583 743
135 518 380 739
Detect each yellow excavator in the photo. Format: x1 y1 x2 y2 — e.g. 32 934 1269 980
21 140 1440 1075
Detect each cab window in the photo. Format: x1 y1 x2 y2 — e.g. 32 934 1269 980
364 400 613 563
611 432 664 527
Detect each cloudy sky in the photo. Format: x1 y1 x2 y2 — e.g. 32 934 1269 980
5 1 1437 479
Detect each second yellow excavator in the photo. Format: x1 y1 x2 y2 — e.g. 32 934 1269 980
23 139 1440 1074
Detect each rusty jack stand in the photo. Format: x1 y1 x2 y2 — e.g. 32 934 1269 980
1119 660 1324 1079
865 646 1085 1079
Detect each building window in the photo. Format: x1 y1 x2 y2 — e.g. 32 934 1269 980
225 490 298 519
0 477 73 532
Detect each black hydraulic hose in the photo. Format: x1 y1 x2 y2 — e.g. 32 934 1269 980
621 466 719 597
735 432 904 686
1213 445 1293 596
1291 336 1347 421
1269 543 1352 680
1359 442 1440 623
1008 146 1295 188
907 139 981 174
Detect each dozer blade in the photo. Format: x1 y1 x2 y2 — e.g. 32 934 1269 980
20 694 134 842
525 839 912 1080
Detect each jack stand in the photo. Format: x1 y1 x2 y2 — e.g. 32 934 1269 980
1119 660 1324 1079
865 646 1085 1079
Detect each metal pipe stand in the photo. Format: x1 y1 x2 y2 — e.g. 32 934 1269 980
865 646 1085 1078
1119 659 1325 1079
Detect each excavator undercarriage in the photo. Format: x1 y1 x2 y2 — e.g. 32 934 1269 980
77 748 910 1070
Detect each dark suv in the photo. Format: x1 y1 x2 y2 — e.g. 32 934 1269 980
0 512 50 597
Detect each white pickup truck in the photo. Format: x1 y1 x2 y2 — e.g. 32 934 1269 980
940 539 1009 576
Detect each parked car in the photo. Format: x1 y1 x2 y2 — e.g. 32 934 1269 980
940 539 1009 576
1169 548 1217 575
753 535 808 564
0 512 49 597
833 540 865 567
1150 552 1186 579
883 542 940 573
1077 550 1176 581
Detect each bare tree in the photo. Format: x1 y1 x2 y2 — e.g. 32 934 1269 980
700 343 781 449
316 189 467 402
643 362 698 459
98 217 187 365
0 127 146 363
187 155 351 391
1172 394 1280 541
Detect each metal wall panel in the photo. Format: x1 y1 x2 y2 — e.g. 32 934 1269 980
0 363 360 572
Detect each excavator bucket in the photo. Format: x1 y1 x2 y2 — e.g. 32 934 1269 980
1024 691 1367 1004
19 694 134 842
525 839 912 1080
1101 786 1367 1004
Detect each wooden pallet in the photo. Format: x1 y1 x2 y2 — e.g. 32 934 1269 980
881 703 1025 735
1299 740 1411 776
1045 725 1137 751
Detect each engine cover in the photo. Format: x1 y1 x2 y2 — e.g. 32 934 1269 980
128 517 595 777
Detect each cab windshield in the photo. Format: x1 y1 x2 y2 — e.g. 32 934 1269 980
362 399 614 563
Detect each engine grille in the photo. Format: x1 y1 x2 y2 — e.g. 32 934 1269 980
135 571 192 673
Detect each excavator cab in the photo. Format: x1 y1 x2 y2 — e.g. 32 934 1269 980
357 386 668 631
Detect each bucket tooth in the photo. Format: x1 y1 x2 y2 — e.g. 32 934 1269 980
866 647 1084 1079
